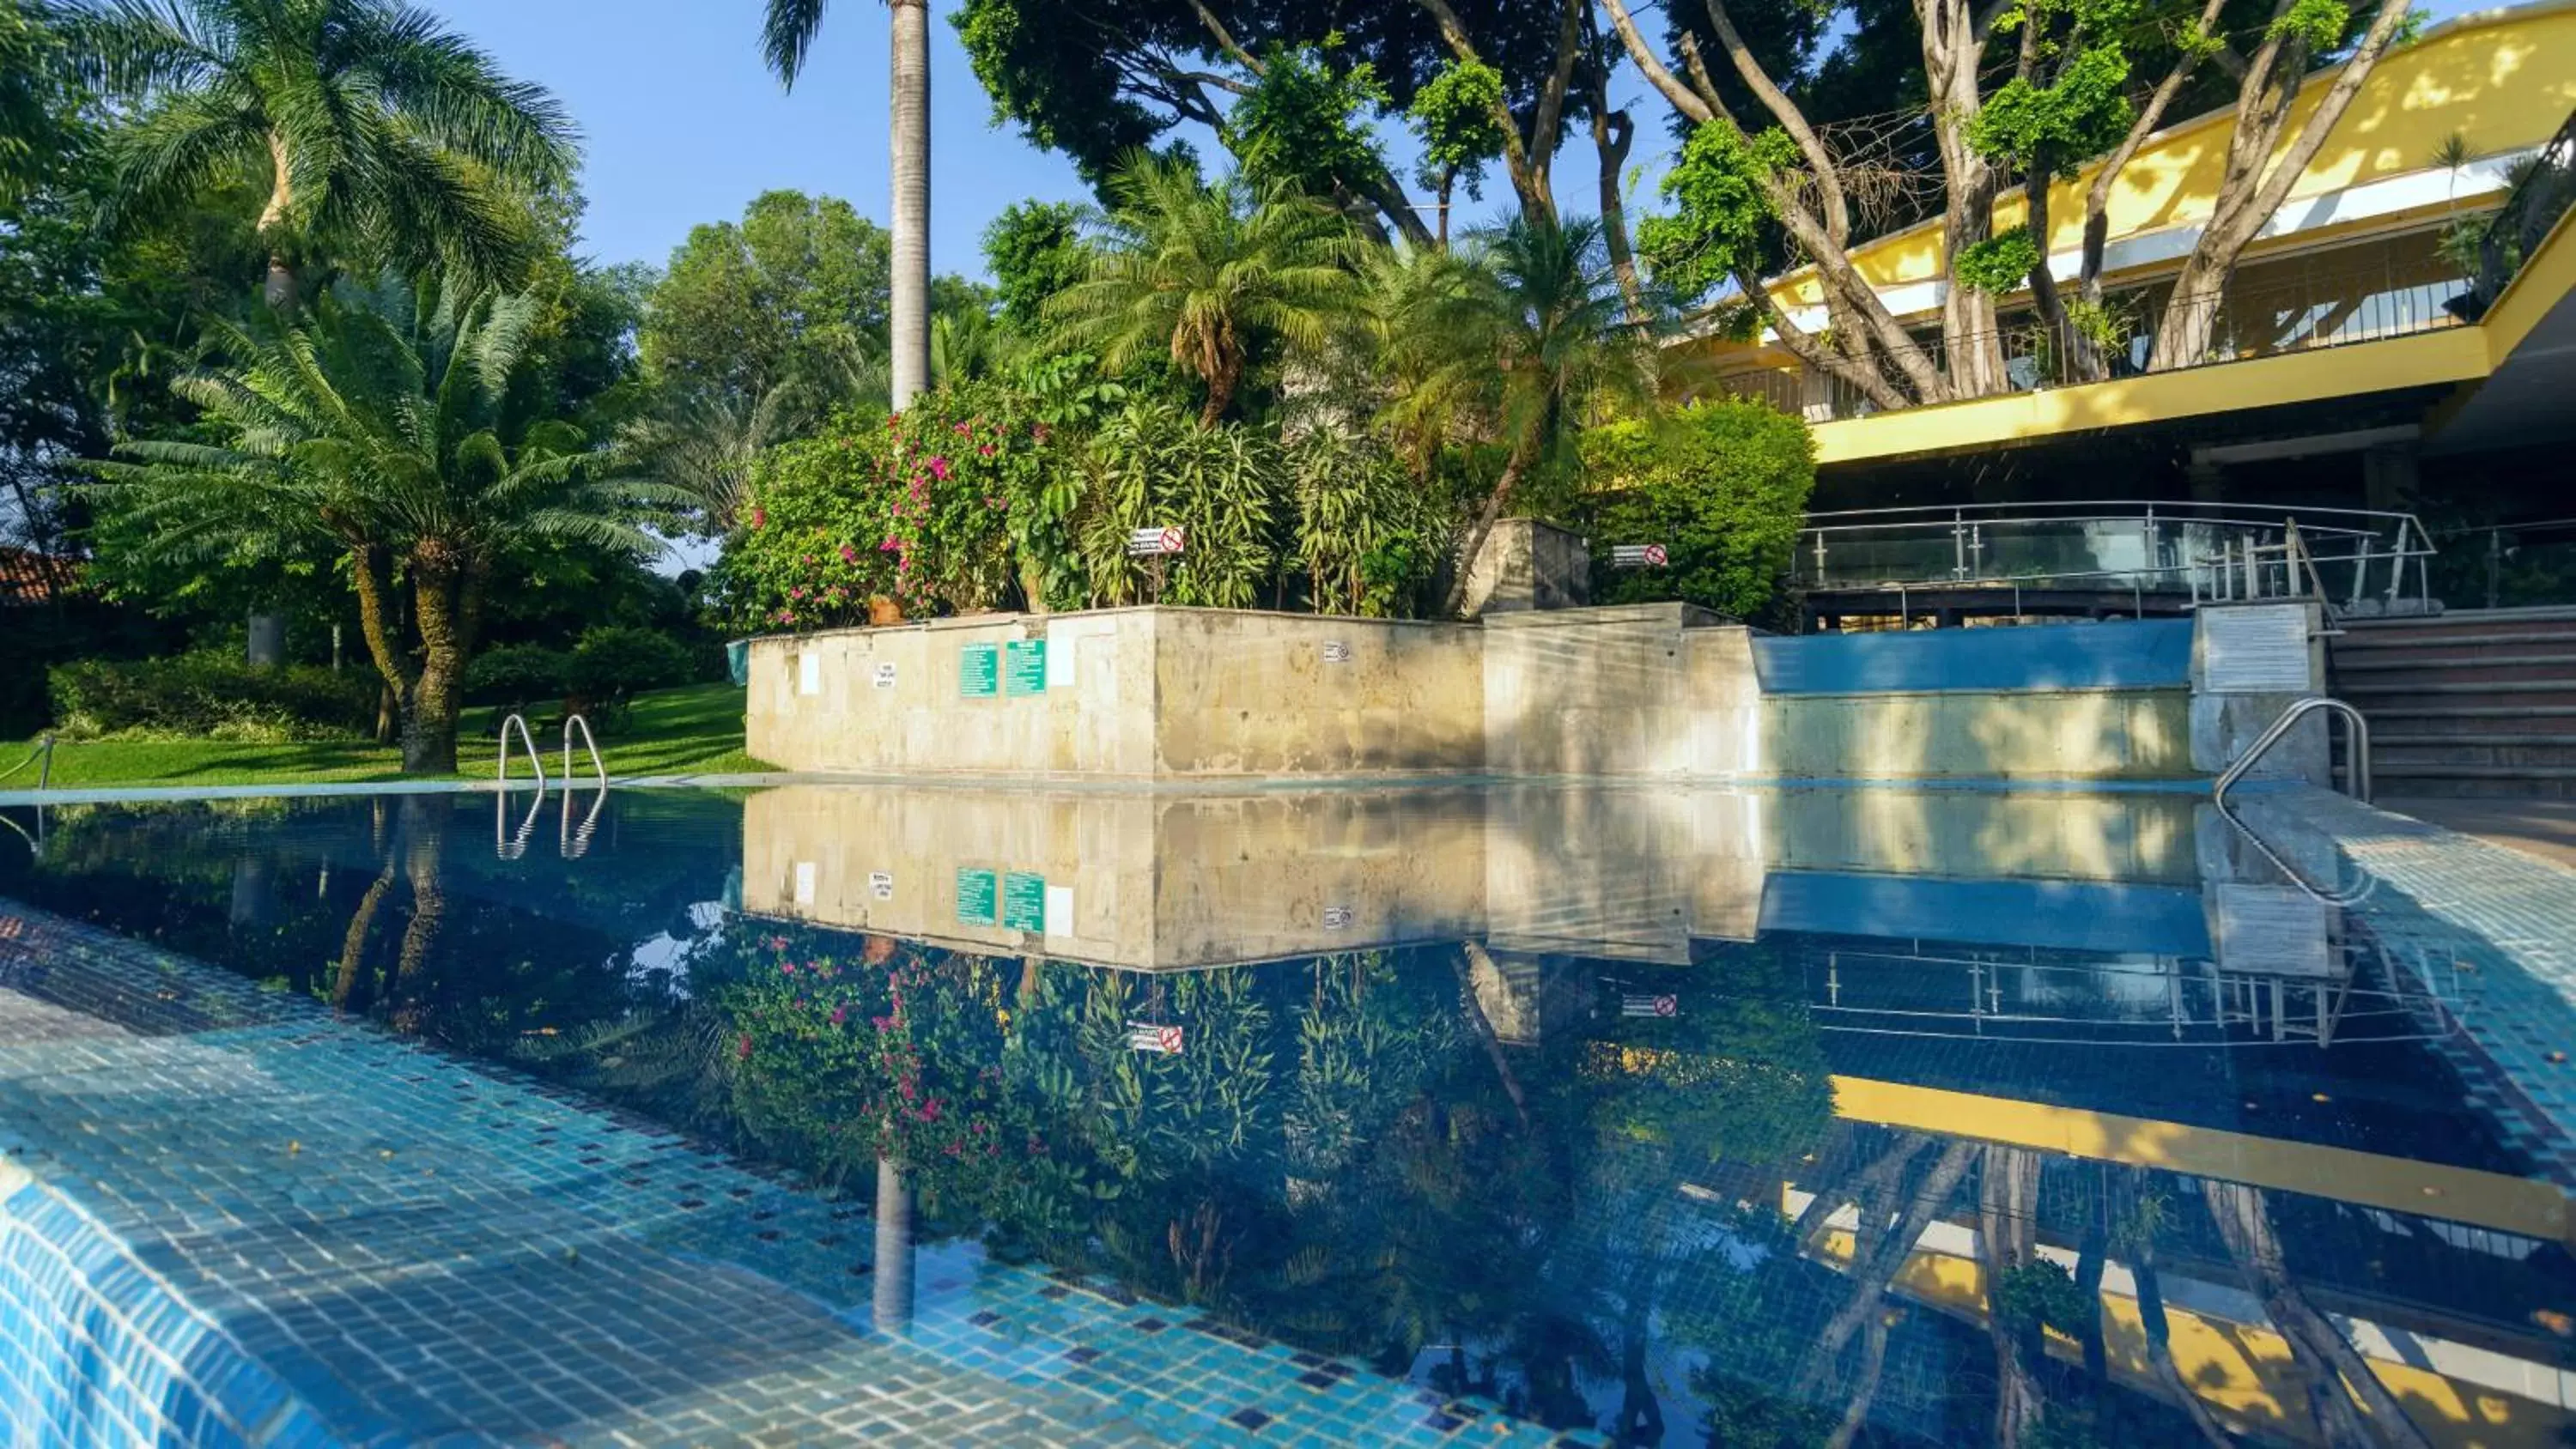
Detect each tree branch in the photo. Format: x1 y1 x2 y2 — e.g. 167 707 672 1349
1600 0 1713 124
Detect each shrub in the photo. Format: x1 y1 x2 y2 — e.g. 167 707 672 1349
566 627 694 727
48 653 379 741
464 645 572 712
1583 399 1816 621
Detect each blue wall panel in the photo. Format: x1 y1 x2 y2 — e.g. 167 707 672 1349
1752 619 2193 694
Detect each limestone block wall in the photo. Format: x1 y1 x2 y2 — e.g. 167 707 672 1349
1484 603 1724 776
747 608 1480 779
739 785 1487 970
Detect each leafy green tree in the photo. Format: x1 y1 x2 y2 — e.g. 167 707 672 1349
1077 397 1279 607
1382 215 1656 615
982 200 1091 332
640 190 890 414
1406 59 1509 245
762 0 931 411
94 277 680 773
1583 399 1815 621
60 0 578 311
1050 155 1360 429
1220 41 1409 241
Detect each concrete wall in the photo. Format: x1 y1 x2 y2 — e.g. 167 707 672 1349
2190 601 2330 782
746 604 2243 785
747 608 1481 780
744 781 2208 972
740 785 1488 970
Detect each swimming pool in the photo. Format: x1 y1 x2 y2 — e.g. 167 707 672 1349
3 782 2573 1446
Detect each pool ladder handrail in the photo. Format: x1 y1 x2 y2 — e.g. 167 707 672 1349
497 713 548 791
561 712 606 789
0 734 53 791
2212 694 2371 808
2210 694 2377 907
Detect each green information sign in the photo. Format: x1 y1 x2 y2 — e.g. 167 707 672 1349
1005 639 1048 697
1002 871 1047 932
959 644 999 698
956 868 998 926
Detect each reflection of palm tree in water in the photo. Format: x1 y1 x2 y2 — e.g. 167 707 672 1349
390 797 447 1034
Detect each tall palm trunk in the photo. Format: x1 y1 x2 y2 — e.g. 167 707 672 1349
888 0 931 413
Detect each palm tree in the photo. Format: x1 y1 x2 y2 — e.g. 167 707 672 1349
762 0 930 413
96 276 682 773
1051 155 1361 429
61 0 577 312
1382 216 1656 615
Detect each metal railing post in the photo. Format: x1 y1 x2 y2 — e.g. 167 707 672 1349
497 713 547 791
562 713 606 788
2213 695 2372 807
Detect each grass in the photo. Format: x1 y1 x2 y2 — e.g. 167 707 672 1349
6 682 771 790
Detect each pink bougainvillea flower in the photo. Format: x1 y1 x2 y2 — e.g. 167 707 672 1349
769 936 788 951
927 456 951 482
749 506 767 530
736 1034 753 1060
839 543 859 565
829 1005 848 1026
879 537 899 551
787 585 805 600
781 962 797 974
977 444 995 458
952 421 971 435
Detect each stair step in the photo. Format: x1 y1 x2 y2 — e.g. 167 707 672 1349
2334 652 2576 671
2331 630 2576 653
2366 764 2576 779
2374 775 2576 799
2332 661 2576 687
2342 605 2576 629
2372 733 2576 746
2377 744 2576 767
2342 682 2576 706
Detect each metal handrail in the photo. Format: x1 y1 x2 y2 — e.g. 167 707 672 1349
497 712 546 791
495 787 545 860
0 735 54 790
562 713 606 788
2213 695 2372 808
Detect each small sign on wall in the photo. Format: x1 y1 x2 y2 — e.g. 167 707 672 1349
872 662 897 689
957 868 998 925
793 861 817 906
1321 640 1351 665
2202 606 2311 692
797 652 821 696
1001 871 1048 931
959 643 999 698
1611 543 1669 568
1005 639 1047 696
867 870 895 900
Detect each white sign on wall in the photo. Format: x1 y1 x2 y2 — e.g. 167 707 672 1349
2202 605 2312 692
868 870 896 900
872 661 897 689
797 652 821 696
793 860 817 906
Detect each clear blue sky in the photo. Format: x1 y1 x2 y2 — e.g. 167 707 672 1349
420 0 1634 281
423 0 2501 282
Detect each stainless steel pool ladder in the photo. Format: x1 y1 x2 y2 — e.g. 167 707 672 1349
2212 695 2371 809
2211 694 2378 906
497 713 548 791
0 734 53 791
561 713 606 789
557 715 606 858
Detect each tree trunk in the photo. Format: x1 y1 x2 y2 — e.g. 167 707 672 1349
403 550 469 776
1922 0 2006 398
1979 1145 2046 1448
2148 0 2412 372
2206 1182 2433 1449
888 0 933 413
391 795 447 1035
1589 95 1648 326
1438 433 1537 618
334 857 398 1012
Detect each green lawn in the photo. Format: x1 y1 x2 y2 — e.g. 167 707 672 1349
6 682 770 789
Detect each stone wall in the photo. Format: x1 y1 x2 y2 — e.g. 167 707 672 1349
746 604 2230 785
747 608 1481 780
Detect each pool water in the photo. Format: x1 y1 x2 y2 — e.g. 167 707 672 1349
3 784 2574 1446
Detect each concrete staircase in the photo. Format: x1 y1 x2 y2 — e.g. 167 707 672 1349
2330 606 2576 797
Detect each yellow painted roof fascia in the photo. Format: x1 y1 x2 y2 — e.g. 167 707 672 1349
1829 1074 2572 1243
1802 325 2492 464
